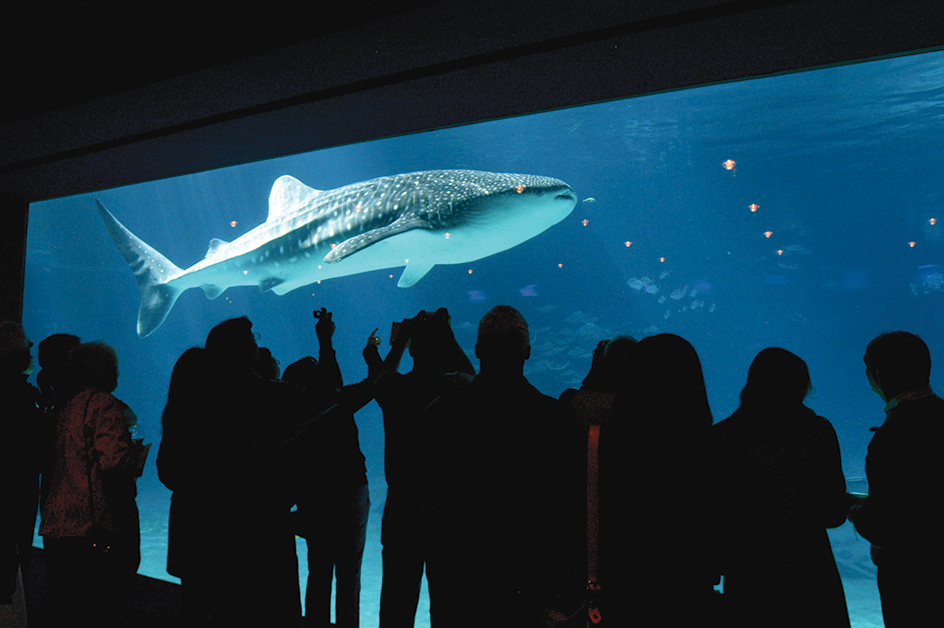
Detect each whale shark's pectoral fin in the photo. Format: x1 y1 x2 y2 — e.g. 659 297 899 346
398 262 435 287
324 216 428 264
201 284 225 300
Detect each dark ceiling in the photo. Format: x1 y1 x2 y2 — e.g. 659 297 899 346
1 1 443 123
3 0 944 205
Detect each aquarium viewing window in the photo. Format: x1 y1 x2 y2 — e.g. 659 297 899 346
24 49 944 626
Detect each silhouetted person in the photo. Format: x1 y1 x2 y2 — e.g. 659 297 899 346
576 335 637 394
282 308 375 628
848 331 944 627
36 333 80 413
551 335 637 625
197 316 302 627
39 340 144 628
0 322 41 614
422 305 583 627
156 346 216 626
598 333 717 625
714 348 850 628
255 346 281 381
373 309 474 627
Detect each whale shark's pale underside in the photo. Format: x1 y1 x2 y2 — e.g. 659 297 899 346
96 170 578 337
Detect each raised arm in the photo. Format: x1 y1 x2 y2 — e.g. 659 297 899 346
314 307 343 389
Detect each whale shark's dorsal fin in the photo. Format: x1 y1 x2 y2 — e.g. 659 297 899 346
206 238 229 257
268 175 323 221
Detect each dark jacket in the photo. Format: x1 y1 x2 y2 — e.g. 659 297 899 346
423 372 584 625
713 404 850 628
852 391 944 564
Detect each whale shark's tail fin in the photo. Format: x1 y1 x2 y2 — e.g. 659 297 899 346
95 200 184 338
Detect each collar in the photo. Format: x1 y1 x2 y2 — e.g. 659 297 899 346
884 386 934 413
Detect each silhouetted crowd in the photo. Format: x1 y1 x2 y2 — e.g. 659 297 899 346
2 309 943 628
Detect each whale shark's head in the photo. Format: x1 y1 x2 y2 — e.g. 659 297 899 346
415 170 577 245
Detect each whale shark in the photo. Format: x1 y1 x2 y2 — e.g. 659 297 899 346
96 170 578 337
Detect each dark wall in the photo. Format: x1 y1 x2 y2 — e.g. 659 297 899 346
0 193 27 323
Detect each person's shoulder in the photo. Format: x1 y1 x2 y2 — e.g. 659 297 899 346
524 383 569 420
85 388 118 407
559 387 578 404
922 393 944 413
84 389 131 419
517 378 558 405
895 393 944 433
711 409 741 433
799 410 843 446
422 376 477 413
809 409 838 429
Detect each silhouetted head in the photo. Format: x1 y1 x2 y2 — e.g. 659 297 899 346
36 333 81 402
162 347 209 431
38 333 80 370
634 333 712 427
0 321 33 376
282 356 320 390
69 341 119 393
254 347 280 380
739 347 812 409
410 309 455 370
600 335 637 392
205 316 258 373
475 305 530 371
864 331 931 399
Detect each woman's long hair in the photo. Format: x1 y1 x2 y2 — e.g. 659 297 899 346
739 347 812 410
633 333 713 430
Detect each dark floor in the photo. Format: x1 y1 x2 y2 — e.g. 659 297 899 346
23 546 183 628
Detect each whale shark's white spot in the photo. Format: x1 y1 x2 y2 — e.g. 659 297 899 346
97 170 577 336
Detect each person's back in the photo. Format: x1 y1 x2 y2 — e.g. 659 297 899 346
281 309 372 628
0 322 41 609
39 340 142 628
373 310 474 627
427 367 576 623
200 317 301 627
849 331 944 627
375 310 474 496
423 306 582 626
858 393 944 557
601 334 715 625
714 347 849 628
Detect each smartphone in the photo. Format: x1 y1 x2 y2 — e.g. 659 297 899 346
390 321 401 346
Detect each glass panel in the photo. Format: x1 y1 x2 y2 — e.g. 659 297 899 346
25 49 944 626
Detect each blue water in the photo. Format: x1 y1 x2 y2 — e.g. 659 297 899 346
24 49 944 627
